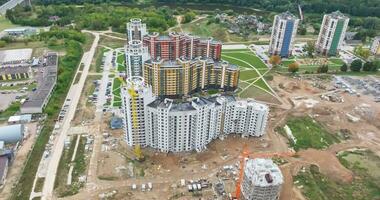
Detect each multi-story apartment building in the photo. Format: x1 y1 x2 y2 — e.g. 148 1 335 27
144 58 239 98
269 12 299 58
316 11 349 56
370 36 380 56
220 97 269 137
241 158 283 200
121 76 155 147
125 40 149 77
144 96 269 152
126 18 147 41
143 32 222 61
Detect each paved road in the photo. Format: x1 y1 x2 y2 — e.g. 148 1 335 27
40 31 99 200
0 0 26 15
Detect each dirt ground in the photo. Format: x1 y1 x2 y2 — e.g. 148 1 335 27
61 74 380 200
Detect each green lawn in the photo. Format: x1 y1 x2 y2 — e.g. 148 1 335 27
239 70 260 81
0 102 20 121
117 53 126 72
329 58 345 65
222 52 267 69
222 49 250 52
282 116 339 151
112 78 121 107
0 16 17 32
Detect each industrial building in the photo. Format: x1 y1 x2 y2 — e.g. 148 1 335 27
144 58 239 98
241 158 283 200
124 40 149 77
121 76 155 147
269 12 299 58
316 11 349 56
0 65 31 81
0 124 25 143
7 114 32 124
3 27 37 37
143 32 222 61
21 52 58 114
370 36 380 56
126 18 147 41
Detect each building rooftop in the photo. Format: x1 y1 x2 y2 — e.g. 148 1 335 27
244 158 283 187
277 11 298 20
328 11 349 19
0 65 30 75
0 155 8 183
22 53 58 110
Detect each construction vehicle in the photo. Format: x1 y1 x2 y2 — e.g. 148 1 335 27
233 145 295 200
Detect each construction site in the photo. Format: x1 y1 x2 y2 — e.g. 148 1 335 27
53 70 380 200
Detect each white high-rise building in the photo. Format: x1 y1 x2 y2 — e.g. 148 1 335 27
316 11 349 56
144 96 269 152
241 158 283 200
126 18 147 41
370 36 380 56
269 12 299 58
121 76 155 147
218 97 269 137
125 40 149 77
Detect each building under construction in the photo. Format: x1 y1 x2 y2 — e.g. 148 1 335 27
241 158 283 200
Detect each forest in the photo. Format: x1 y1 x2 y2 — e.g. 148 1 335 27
6 4 176 33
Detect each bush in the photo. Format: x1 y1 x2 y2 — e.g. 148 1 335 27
317 64 329 73
350 59 363 72
363 62 373 71
340 63 348 72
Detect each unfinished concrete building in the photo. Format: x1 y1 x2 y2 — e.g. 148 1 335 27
241 158 283 200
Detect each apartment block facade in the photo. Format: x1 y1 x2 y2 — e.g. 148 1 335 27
143 32 222 61
124 40 150 77
121 76 155 147
370 36 380 56
269 12 299 58
144 58 239 98
144 96 269 152
316 11 349 56
241 158 283 200
126 18 147 41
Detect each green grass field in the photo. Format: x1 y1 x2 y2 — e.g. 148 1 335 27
117 53 126 72
295 150 380 200
221 50 274 98
112 78 122 107
280 116 339 151
0 16 17 32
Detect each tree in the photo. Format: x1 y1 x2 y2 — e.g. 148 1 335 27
363 62 373 71
303 41 315 58
340 63 348 72
269 55 281 67
350 59 363 72
371 60 380 72
134 144 144 161
183 11 196 23
317 64 329 73
0 40 6 48
354 45 371 59
288 62 299 73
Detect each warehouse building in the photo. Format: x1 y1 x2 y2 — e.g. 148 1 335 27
241 158 283 200
21 52 58 114
0 124 25 143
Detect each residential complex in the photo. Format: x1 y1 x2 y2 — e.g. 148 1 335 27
143 32 222 61
269 12 299 58
370 36 380 56
316 11 349 56
145 96 269 152
121 76 154 147
241 158 283 200
121 18 267 153
126 18 147 41
124 40 149 77
144 58 239 98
